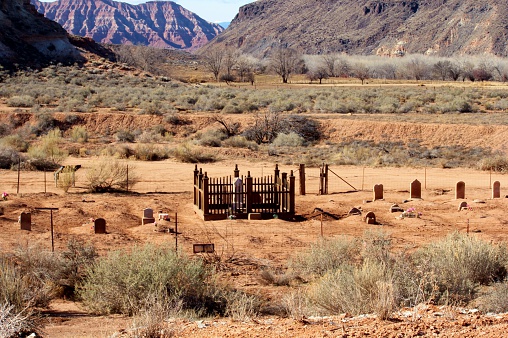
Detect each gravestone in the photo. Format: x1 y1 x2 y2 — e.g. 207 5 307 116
348 207 361 215
364 211 376 224
410 179 422 199
390 204 404 213
19 212 31 231
142 208 155 225
233 177 243 212
94 218 106 234
458 201 468 211
373 184 384 201
492 181 501 199
455 181 465 199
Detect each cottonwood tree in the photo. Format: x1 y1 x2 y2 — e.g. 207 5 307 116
305 55 329 84
202 49 224 82
322 53 339 77
270 47 300 83
236 54 258 83
406 57 430 81
433 60 452 81
353 63 370 85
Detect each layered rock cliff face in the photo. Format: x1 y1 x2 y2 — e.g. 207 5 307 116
32 0 224 51
0 0 80 68
201 0 508 58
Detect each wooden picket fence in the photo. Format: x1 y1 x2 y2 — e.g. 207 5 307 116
193 164 295 221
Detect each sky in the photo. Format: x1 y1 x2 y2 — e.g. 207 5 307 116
38 0 255 23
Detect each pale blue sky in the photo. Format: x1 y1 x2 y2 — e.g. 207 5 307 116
39 0 254 23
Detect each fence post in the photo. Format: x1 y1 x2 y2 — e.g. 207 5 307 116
324 164 329 195
246 172 253 214
202 173 209 216
299 164 306 195
193 165 199 206
289 171 295 214
234 164 239 178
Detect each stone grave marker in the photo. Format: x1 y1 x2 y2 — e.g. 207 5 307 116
493 181 501 199
455 181 465 199
19 212 31 231
458 201 468 211
364 211 376 224
373 184 383 201
410 179 421 199
94 218 106 234
348 207 361 215
142 208 155 225
390 204 404 213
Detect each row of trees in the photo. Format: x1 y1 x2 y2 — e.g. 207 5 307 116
202 47 508 84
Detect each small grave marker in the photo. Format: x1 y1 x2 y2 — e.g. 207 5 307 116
142 208 155 225
364 211 376 224
410 180 422 199
458 201 468 211
193 243 214 254
492 181 501 199
390 204 404 213
455 181 465 199
94 218 106 234
19 212 31 231
373 184 383 201
348 207 361 215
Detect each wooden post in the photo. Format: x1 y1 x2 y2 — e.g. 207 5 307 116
35 207 59 253
299 164 306 195
193 165 199 206
175 212 178 253
425 167 427 190
202 173 209 216
44 171 47 193
320 212 323 238
490 169 492 188
17 157 20 194
324 164 329 195
234 164 239 178
246 172 253 214
126 164 129 192
362 167 365 191
289 171 295 214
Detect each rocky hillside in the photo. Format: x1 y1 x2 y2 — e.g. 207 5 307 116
32 0 224 51
0 0 80 68
203 0 508 57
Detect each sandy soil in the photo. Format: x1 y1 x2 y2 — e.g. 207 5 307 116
1 158 508 337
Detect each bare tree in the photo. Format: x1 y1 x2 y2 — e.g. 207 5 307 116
448 60 462 81
223 48 238 78
209 115 240 137
270 47 300 84
322 53 338 77
353 63 370 85
237 54 258 83
407 57 430 81
305 55 329 84
433 60 452 81
336 57 351 77
202 49 224 82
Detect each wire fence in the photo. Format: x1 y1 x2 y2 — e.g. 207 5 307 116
2 161 506 200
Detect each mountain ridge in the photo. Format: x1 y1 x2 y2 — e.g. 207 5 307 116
32 0 225 50
203 0 508 58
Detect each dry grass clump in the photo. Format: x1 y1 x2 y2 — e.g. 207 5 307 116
222 136 258 150
85 158 137 192
477 280 508 313
478 156 508 172
174 143 216 163
287 231 508 319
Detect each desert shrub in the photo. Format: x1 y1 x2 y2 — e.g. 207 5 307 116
224 291 260 322
222 136 258 150
477 280 508 313
414 232 508 305
85 158 137 192
99 144 135 159
70 126 89 143
78 245 224 316
133 144 170 161
128 295 179 338
0 134 29 152
196 129 226 147
258 268 295 286
271 132 305 147
31 113 56 136
0 147 21 169
164 113 189 126
115 129 135 143
289 237 360 278
7 95 35 108
0 303 41 338
310 259 395 319
27 128 68 163
478 156 508 172
58 166 76 193
173 143 216 163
